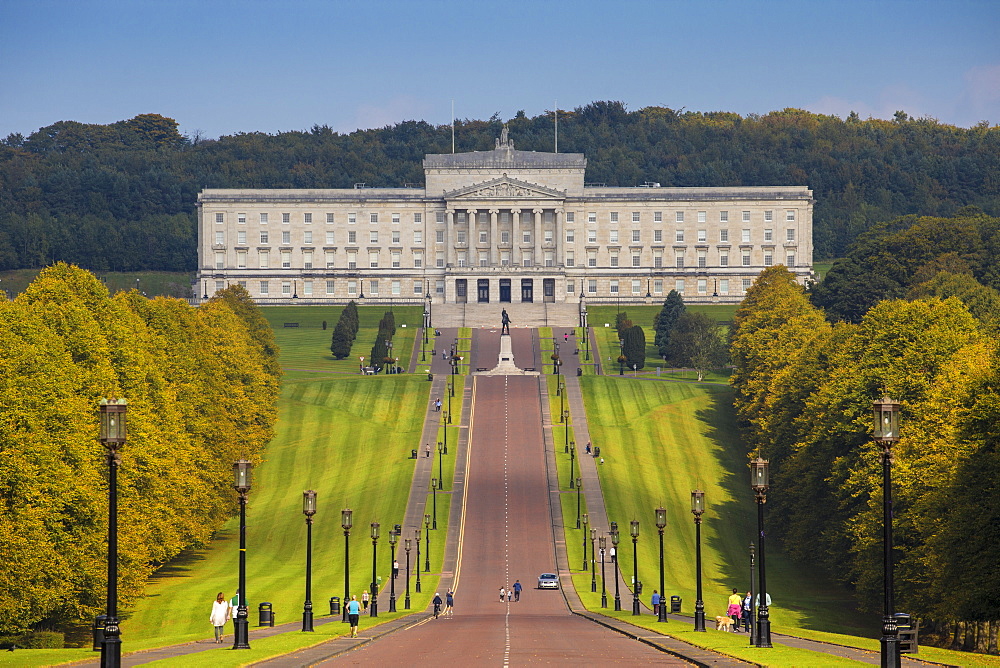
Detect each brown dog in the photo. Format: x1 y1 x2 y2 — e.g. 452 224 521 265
715 615 735 632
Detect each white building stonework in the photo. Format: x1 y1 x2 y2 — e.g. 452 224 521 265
197 135 813 305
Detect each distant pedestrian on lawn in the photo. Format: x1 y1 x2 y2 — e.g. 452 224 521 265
347 595 361 637
445 591 454 616
513 580 522 601
362 590 370 612
210 592 231 644
433 593 443 618
651 590 661 616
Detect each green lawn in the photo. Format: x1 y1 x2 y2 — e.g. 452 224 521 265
0 269 196 299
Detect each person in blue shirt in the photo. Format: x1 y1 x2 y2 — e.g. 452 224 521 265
651 590 661 616
445 591 454 616
346 595 361 637
432 592 443 618
513 580 522 602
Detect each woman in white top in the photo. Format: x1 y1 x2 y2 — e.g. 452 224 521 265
209 592 231 643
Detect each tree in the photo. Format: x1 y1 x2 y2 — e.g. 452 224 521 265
670 312 726 380
622 324 646 370
653 290 685 361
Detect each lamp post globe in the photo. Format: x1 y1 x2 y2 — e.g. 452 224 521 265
99 398 127 667
302 490 317 631
691 491 706 631
655 507 668 623
341 509 352 622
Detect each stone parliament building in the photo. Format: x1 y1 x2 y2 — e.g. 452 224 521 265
197 130 813 306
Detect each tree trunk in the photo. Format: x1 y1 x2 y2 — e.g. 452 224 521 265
989 620 998 655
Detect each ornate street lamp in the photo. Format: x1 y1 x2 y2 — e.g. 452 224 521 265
302 490 317 631
369 522 380 617
388 525 398 612
874 397 902 668
414 528 422 593
575 477 582 528
655 506 668 623
691 491 706 631
341 509 352 622
569 440 576 488
232 459 252 649
423 514 431 572
630 520 641 615
563 412 570 452
431 478 439 529
590 528 598 592
611 522 622 611
582 514 590 571
751 457 772 647
437 442 444 488
404 538 412 609
99 398 126 667
749 542 757 645
599 535 608 608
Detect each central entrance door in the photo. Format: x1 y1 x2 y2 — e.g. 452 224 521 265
521 279 533 303
477 279 490 303
499 279 511 302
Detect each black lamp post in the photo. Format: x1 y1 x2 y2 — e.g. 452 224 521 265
583 311 590 361
691 491 706 631
232 459 252 649
431 478 438 529
630 520 641 615
582 514 590 571
655 506 668 623
874 397 902 668
99 398 126 667
590 528 598 593
563 412 570 451
369 522 380 617
437 442 444 488
341 509 352 622
569 441 576 488
749 542 757 645
302 490 317 631
611 522 622 611
575 477 582 528
414 528 422 593
422 307 429 361
388 526 398 613
751 457 772 647
423 514 431 572
599 536 608 608
559 382 565 421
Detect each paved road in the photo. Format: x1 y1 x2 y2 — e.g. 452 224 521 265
325 332 684 665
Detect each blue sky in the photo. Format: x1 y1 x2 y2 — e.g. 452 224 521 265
2 0 998 140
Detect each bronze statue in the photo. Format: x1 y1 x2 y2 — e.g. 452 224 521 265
501 308 511 335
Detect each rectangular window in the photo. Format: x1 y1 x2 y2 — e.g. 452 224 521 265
348 230 357 244
215 231 224 245
501 251 510 266
282 230 291 244
414 213 422 224
567 280 575 295
522 252 532 267
260 231 269 244
303 280 313 296
743 278 752 292
697 229 706 243
259 250 269 268
653 250 663 268
764 253 773 266
414 281 423 295
458 212 466 224
370 213 378 224
675 279 685 294
654 229 663 243
610 253 619 267
786 210 796 221
281 250 291 268
436 280 444 295
348 213 357 225
480 231 488 243
304 230 313 244
304 213 312 224
742 229 751 243
787 228 796 242
457 230 466 243
457 252 466 268
436 212 445 224
436 253 445 268
326 231 335 244
632 254 641 267
369 251 379 268
237 250 247 268
697 251 707 268
391 280 401 296
215 212 224 224
501 231 510 244
522 231 531 243
238 213 246 224
742 251 751 266
414 231 422 244
260 280 269 295
610 230 618 244
654 211 663 223
720 229 729 242
764 229 773 242
720 252 729 267
282 213 290 224
215 251 224 270
348 280 357 296
720 211 729 223
348 252 357 269
260 213 268 224
588 212 596 224
566 212 575 223
237 280 247 289
676 211 684 223
588 229 597 243
369 280 379 295
325 250 335 268
436 230 444 243
566 229 575 243
326 213 335 224
544 229 553 243
653 279 663 294
392 231 400 244
370 231 378 243
566 251 575 266
480 252 489 267
787 253 795 266
742 211 751 223
610 212 619 224
698 211 706 223
413 252 422 268
588 279 597 295
698 279 707 294
632 279 641 294
282 281 291 296
632 229 640 243
609 280 619 295
587 251 597 267
391 251 401 268
720 279 729 295
392 213 400 224
675 230 684 242
632 212 640 223
326 280 335 295
675 254 684 268
303 251 313 269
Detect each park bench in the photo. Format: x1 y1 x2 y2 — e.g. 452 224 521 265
283 323 299 328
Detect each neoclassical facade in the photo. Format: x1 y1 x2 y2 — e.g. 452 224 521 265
197 135 813 304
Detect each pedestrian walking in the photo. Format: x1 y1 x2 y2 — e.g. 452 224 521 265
425 443 431 458
362 590 370 612
585 442 592 455
651 590 661 616
513 580 522 602
347 595 361 637
742 591 753 633
435 398 442 411
507 587 513 602
209 592 231 644
564 332 569 342
433 592 443 618
445 590 454 616
727 588 743 631
393 559 399 579
499 586 506 602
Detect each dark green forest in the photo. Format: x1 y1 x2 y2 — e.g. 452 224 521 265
1 102 997 272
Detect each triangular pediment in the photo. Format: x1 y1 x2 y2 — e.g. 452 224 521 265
445 176 564 200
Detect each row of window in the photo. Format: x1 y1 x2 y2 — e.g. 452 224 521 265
213 209 799 226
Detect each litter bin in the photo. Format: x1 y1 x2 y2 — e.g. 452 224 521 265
258 602 274 627
636 580 643 595
576 367 583 377
894 613 918 654
92 614 107 651
670 595 681 613
594 446 601 458
410 449 417 459
329 596 340 615
427 372 434 381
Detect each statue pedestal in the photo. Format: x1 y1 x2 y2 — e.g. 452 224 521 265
478 333 538 376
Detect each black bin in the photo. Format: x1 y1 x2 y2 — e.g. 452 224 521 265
576 367 583 376
410 449 417 459
92 614 107 651
594 446 601 457
258 602 274 627
894 613 918 654
330 596 340 615
670 595 681 613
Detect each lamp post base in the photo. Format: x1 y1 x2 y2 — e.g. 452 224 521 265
302 606 314 632
232 611 250 649
614 596 621 611
100 616 121 667
657 605 668 623
694 600 706 632
632 596 641 616
389 595 397 613
755 611 772 648
601 593 607 607
881 617 901 668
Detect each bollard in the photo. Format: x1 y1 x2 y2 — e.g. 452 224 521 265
329 596 340 615
258 601 274 627
92 614 107 651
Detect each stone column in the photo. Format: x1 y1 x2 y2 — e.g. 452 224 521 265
467 209 477 267
489 209 499 266
554 208 563 268
533 209 543 268
445 209 455 267
511 209 521 267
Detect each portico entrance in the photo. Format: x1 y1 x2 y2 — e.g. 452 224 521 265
477 279 490 303
521 279 533 303
499 279 512 303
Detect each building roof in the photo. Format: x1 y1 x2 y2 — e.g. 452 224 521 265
424 147 586 170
